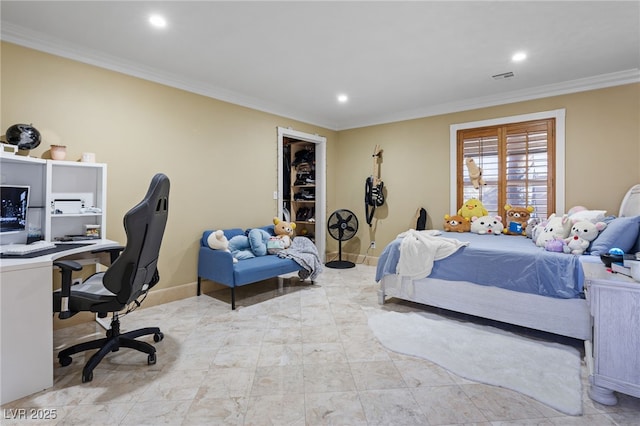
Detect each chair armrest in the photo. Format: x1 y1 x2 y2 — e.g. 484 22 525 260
198 246 236 286
53 260 83 319
91 245 125 264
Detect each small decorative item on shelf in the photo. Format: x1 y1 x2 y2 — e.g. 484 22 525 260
50 144 67 160
5 123 41 150
81 152 96 163
0 143 19 154
84 224 101 238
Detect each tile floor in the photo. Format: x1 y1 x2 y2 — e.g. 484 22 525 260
3 264 640 425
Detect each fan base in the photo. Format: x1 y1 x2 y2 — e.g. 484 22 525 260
325 260 355 269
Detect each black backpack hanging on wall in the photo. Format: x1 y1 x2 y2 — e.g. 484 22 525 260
415 207 427 230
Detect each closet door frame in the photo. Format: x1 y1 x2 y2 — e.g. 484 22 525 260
277 127 326 262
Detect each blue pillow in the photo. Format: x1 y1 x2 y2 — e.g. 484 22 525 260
589 215 640 255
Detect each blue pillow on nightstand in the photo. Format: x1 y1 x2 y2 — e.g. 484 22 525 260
589 215 640 255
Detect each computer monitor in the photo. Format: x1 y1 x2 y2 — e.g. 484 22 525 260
1 185 30 242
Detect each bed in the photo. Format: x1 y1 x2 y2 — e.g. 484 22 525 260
376 184 640 342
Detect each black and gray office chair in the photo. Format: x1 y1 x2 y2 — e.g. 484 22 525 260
53 173 170 383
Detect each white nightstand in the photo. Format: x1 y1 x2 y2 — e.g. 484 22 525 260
583 261 640 405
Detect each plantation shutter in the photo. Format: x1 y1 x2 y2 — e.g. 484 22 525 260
457 118 555 219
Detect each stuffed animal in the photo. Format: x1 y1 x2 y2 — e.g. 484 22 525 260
228 228 271 260
465 157 486 189
563 220 607 255
525 217 542 239
273 217 296 248
443 214 470 232
535 213 572 248
470 215 504 235
545 237 567 253
457 198 488 220
207 230 239 263
567 206 587 216
503 204 535 236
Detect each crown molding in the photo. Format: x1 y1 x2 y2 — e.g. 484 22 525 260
339 69 640 130
0 23 333 129
3 23 639 131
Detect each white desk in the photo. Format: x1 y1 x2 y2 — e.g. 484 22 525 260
0 240 120 405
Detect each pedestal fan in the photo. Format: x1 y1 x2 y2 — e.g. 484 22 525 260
326 209 358 269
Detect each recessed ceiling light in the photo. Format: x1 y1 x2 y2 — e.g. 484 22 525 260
512 52 527 62
149 14 167 28
337 94 348 103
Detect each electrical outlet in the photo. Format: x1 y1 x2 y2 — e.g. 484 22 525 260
72 278 82 286
370 241 376 249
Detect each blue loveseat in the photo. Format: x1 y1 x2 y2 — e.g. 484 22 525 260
197 225 307 309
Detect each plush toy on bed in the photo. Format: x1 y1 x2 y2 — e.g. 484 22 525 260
525 217 542 239
207 230 238 263
465 157 486 189
457 198 488 220
563 220 607 255
267 217 296 254
545 237 567 253
503 204 534 236
470 215 504 235
443 214 471 232
535 213 572 248
228 228 272 260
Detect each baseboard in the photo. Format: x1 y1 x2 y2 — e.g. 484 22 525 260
325 251 378 266
53 280 224 330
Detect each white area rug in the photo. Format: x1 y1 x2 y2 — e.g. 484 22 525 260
369 311 582 415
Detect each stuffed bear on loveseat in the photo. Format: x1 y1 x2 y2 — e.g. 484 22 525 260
197 224 308 310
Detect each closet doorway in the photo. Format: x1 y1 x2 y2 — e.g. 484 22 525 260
277 127 326 262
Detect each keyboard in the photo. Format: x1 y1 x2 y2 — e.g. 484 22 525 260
2 241 57 255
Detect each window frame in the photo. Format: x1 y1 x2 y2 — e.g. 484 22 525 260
449 109 565 216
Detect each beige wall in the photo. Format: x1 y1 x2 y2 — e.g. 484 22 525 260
0 42 337 295
335 85 640 257
2 42 639 296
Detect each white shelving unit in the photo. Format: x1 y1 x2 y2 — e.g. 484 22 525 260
0 154 107 244
46 160 107 242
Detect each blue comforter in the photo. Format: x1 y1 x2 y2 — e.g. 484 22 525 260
376 231 585 299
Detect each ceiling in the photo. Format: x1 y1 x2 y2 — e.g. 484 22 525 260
1 1 639 131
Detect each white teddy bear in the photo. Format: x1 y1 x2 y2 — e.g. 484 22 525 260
563 220 607 255
535 213 572 248
470 215 504 235
206 230 238 263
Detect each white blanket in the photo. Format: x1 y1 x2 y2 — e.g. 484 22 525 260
396 229 469 279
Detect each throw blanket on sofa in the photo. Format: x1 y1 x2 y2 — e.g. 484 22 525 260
397 229 469 279
278 237 323 280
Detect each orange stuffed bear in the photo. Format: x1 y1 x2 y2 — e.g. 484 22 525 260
444 214 471 232
273 217 296 246
503 205 534 236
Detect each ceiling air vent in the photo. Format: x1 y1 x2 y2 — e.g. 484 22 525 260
492 72 514 80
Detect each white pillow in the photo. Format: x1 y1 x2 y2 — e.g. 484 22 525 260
569 209 607 223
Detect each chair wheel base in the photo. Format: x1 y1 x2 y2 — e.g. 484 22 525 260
153 332 164 342
82 371 93 383
59 356 72 367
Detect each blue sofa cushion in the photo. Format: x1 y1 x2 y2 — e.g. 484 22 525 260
233 255 301 286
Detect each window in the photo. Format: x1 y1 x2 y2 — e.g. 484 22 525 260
450 110 565 220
